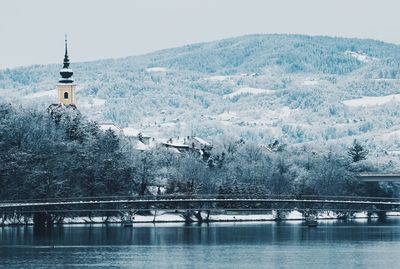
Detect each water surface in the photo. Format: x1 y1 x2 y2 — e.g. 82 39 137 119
1 218 399 269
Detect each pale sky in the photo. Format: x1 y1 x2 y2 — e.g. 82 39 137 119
1 0 400 69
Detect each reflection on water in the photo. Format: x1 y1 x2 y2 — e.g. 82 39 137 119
1 218 400 269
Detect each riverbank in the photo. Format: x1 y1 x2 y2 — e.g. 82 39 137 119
68 211 400 224
2 210 400 226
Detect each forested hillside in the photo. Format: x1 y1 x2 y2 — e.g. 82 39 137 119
1 103 395 205
2 34 400 155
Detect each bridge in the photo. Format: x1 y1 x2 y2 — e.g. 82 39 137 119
1 195 399 224
2 174 399 226
357 173 400 182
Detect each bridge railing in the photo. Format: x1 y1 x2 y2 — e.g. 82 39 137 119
0 195 399 214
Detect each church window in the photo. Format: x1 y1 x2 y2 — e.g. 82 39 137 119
64 92 69 99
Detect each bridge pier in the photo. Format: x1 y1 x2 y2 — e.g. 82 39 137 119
377 211 386 220
182 210 195 223
33 212 50 228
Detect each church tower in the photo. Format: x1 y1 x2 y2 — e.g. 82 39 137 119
57 36 76 105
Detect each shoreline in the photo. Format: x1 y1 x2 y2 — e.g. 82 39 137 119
2 211 400 226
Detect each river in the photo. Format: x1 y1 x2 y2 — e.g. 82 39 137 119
0 218 399 268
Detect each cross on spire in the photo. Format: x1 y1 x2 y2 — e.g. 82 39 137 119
65 34 68 56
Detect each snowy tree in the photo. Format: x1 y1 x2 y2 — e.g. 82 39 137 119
348 140 369 162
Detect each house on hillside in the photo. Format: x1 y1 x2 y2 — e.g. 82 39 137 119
186 136 212 151
260 140 286 153
99 123 123 134
161 136 213 159
161 138 190 152
123 128 152 144
122 127 155 151
122 131 213 158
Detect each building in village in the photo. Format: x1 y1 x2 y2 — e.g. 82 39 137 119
99 123 123 134
47 37 212 157
118 119 213 157
123 129 212 158
162 136 212 157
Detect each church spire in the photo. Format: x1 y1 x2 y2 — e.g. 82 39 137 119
63 34 70 69
59 34 74 83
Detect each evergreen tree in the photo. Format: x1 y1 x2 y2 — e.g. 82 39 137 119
348 140 369 162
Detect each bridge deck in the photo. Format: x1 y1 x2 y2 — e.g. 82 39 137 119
358 173 400 182
0 196 399 213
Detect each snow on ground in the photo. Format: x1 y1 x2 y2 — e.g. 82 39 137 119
302 79 319 86
373 78 400 82
133 213 183 222
345 51 376 63
385 129 400 137
60 211 400 224
160 122 177 127
283 210 304 220
213 107 292 128
78 98 106 108
0 89 18 97
387 212 400 216
207 75 232 81
215 114 236 126
63 216 120 224
2 211 398 225
24 89 57 99
342 94 400 107
24 85 85 100
146 67 167 73
210 214 275 221
207 73 258 82
279 107 292 118
352 212 372 218
216 111 238 121
379 128 400 141
223 87 274 99
318 211 338 219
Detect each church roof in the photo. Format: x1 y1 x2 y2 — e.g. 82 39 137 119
59 35 74 83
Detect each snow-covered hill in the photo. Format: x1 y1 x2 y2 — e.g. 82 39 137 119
2 34 400 153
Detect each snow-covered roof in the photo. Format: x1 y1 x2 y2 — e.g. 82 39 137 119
193 136 211 146
99 123 122 133
135 140 151 151
122 127 141 137
260 144 274 152
162 142 189 148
